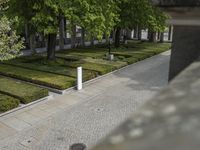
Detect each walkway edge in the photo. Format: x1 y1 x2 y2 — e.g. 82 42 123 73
0 95 52 117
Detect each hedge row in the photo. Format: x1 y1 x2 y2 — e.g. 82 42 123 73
3 57 97 81
58 49 106 59
0 94 19 112
0 76 49 104
83 58 127 69
65 61 115 75
0 64 76 90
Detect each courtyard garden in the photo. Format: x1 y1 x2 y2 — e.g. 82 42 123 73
0 41 171 112
0 0 172 113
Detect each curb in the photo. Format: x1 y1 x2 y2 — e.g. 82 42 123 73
0 95 52 117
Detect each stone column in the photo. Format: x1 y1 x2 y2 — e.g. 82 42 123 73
169 26 200 81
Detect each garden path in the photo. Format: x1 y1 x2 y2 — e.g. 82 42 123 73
0 51 170 150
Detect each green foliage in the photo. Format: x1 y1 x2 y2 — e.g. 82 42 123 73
0 42 170 92
8 0 119 39
0 0 9 11
66 61 114 75
0 93 19 112
0 64 76 90
113 42 171 64
0 76 48 104
3 56 98 81
117 0 167 32
0 0 24 61
84 58 127 69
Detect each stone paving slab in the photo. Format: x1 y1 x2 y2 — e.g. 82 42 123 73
0 51 171 150
0 122 17 140
2 117 32 131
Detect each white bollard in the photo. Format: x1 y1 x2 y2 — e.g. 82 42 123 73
77 67 83 90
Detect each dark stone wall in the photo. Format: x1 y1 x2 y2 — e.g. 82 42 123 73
169 26 200 81
151 0 200 6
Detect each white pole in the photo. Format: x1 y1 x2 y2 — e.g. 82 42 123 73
77 67 83 90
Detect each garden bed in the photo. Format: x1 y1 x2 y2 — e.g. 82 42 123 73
0 76 49 104
0 64 76 90
3 57 97 81
0 94 20 112
0 41 171 92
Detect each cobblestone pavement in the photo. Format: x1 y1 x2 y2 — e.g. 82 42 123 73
0 51 170 150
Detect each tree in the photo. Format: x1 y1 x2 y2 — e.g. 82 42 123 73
8 0 38 53
114 0 167 47
67 0 119 47
31 0 69 60
0 0 24 61
147 5 167 42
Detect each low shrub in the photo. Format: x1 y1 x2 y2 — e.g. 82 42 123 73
84 58 127 69
0 76 49 104
0 64 76 90
3 58 97 81
66 61 114 75
0 94 20 112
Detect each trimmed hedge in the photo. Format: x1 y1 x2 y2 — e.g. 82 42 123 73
0 76 49 104
3 57 97 81
0 94 20 112
66 61 114 75
84 58 127 69
0 64 76 90
58 49 107 59
0 42 171 93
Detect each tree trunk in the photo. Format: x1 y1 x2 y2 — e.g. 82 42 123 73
149 31 157 43
147 29 151 40
160 32 164 43
112 29 116 42
157 32 161 40
64 18 67 39
168 26 173 41
25 24 29 48
81 27 85 47
91 36 94 47
138 28 142 40
126 29 132 40
134 26 138 39
59 16 65 50
105 34 109 44
47 33 57 60
115 27 121 48
71 24 76 48
30 34 36 54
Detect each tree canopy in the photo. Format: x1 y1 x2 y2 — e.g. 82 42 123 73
0 0 24 61
2 0 167 60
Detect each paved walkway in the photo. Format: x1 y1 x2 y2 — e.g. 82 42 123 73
0 51 171 150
